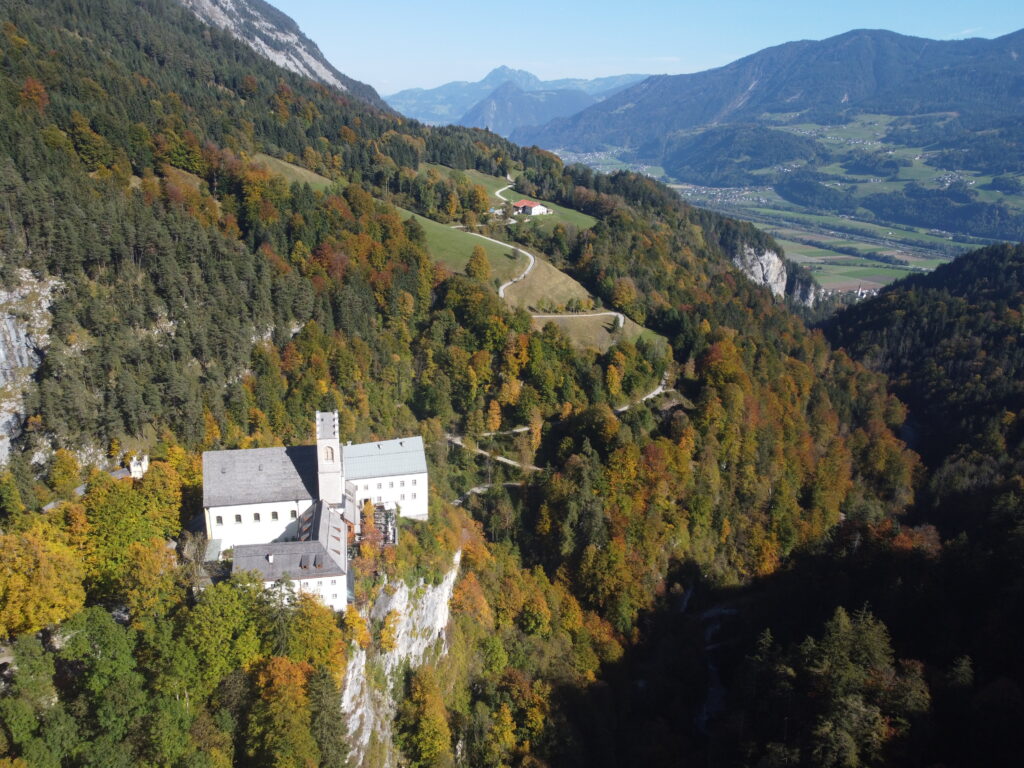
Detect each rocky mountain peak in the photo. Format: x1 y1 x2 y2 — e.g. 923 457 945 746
176 0 389 110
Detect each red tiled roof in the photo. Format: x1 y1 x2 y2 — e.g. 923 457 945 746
512 199 539 207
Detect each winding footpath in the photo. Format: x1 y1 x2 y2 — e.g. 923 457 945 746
532 311 625 329
443 183 674 484
445 433 542 472
452 481 525 507
445 369 674 482
616 369 671 413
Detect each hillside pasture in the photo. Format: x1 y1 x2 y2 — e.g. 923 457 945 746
253 152 335 191
396 209 527 283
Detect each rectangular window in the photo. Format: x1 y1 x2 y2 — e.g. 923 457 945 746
215 516 223 526
412 479 417 486
332 594 337 599
377 482 381 489
253 513 261 522
389 481 394 489
412 493 417 499
363 484 368 490
400 494 405 501
272 511 279 521
400 480 405 487
331 579 336 585
290 510 297 519
234 514 241 524
377 496 382 502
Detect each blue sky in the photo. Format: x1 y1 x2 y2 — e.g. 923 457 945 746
270 0 1024 94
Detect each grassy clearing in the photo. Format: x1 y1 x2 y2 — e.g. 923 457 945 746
421 163 511 197
524 201 597 233
396 208 526 283
162 165 206 190
253 153 335 191
504 256 666 353
503 258 592 311
530 314 647 353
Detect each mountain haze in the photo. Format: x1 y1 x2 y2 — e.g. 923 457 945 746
457 82 598 137
386 66 648 128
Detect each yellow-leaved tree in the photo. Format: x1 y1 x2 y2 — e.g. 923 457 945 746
0 520 85 637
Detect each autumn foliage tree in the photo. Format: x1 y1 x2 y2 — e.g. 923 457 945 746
466 245 491 281
0 521 85 637
398 666 453 768
245 657 320 768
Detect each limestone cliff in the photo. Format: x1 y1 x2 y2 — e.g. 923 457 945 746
176 0 389 111
342 551 462 767
732 244 821 307
732 244 788 299
0 271 59 464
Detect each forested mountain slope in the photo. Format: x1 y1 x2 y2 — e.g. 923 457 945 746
515 28 1024 152
0 1 927 766
176 0 390 110
825 243 1024 527
555 245 1024 767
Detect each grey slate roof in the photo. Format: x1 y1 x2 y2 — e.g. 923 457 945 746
343 436 427 480
203 445 318 507
231 501 348 581
232 541 345 581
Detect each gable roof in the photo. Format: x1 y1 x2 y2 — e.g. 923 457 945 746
343 436 427 480
231 500 347 581
512 199 539 208
233 540 345 581
203 445 318 507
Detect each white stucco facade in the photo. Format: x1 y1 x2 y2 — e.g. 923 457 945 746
205 498 311 550
350 470 428 520
267 574 347 612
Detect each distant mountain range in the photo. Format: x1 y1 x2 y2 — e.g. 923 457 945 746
385 66 647 134
457 82 598 138
514 28 1024 153
176 0 390 110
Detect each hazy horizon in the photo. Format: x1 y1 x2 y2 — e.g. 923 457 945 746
268 0 1024 94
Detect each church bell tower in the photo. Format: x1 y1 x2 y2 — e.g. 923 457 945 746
315 411 343 505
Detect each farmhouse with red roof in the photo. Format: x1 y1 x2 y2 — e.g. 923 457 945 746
512 199 551 216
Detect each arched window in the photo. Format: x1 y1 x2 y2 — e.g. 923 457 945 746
323 445 335 462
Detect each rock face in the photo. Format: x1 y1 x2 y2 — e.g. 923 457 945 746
732 244 822 307
788 273 824 307
0 271 59 464
176 0 389 110
342 551 462 768
733 244 788 299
